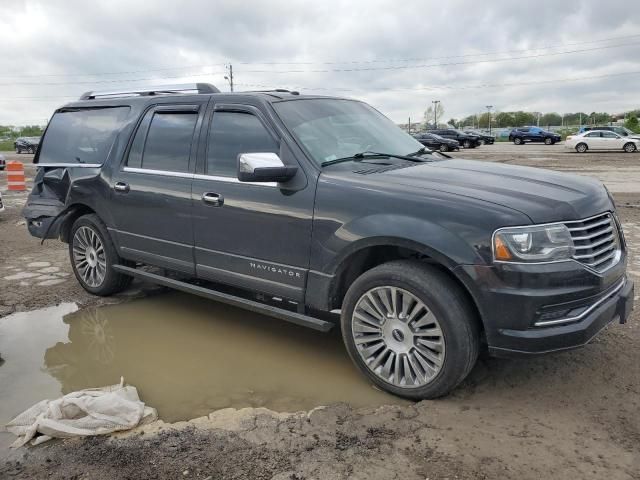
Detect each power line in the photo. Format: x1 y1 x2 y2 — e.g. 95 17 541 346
0 32 638 78
2 69 639 101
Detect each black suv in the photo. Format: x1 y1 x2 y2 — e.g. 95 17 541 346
413 132 460 152
14 136 40 154
428 128 480 148
509 127 561 145
23 84 634 399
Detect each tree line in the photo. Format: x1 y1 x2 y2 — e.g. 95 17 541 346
0 124 45 140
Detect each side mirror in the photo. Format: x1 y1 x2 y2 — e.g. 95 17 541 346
237 152 298 183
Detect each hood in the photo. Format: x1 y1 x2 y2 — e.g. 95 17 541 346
356 158 611 223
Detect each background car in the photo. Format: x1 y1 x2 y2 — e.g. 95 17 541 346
463 130 495 145
427 128 480 148
565 130 639 153
0 191 4 212
579 125 640 140
509 127 561 145
14 136 40 154
0 153 5 170
413 132 460 152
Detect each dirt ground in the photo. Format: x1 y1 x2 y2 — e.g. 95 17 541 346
1 146 639 479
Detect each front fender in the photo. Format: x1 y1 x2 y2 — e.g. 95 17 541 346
324 213 486 274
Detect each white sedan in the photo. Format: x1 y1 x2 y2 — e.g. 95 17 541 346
565 130 640 153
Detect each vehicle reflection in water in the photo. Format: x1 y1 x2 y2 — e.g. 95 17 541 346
42 292 406 421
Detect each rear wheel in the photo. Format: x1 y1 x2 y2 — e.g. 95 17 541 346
479 139 486 146
439 144 449 152
623 142 637 153
15 147 21 154
576 143 588 153
341 260 480 399
463 140 471 148
69 214 132 296
513 137 523 145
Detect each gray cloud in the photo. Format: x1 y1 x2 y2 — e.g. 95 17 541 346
0 0 638 125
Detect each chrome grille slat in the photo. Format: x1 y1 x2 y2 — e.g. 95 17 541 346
573 234 614 250
571 226 613 241
565 213 620 273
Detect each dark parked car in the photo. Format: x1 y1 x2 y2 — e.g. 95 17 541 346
509 127 561 145
428 128 480 148
14 136 40 154
413 132 459 152
464 130 495 145
23 83 634 399
0 153 5 170
578 125 640 141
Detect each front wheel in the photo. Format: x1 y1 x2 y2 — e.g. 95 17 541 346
479 139 485 146
623 142 637 153
463 140 471 148
439 144 449 152
69 214 132 296
513 137 523 145
341 260 480 399
15 147 21 154
544 137 553 145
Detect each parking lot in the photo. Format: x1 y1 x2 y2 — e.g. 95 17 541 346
1 144 639 479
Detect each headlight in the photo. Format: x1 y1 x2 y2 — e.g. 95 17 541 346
493 224 575 263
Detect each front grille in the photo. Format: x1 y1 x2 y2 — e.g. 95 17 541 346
565 213 621 273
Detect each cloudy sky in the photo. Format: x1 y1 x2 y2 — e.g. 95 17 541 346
1 0 639 125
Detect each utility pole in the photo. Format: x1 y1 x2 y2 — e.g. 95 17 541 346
486 105 493 134
408 117 411 134
224 64 234 92
432 100 440 127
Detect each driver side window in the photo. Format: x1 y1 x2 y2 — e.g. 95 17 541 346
206 112 279 177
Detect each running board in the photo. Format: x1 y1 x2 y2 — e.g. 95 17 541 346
113 265 333 332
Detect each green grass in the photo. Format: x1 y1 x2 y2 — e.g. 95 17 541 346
0 140 14 151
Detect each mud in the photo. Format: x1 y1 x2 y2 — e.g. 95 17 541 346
1 148 640 479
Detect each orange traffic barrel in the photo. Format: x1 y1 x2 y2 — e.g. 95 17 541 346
7 161 26 191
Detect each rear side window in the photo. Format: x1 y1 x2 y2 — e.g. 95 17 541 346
128 111 197 172
206 112 278 177
37 106 130 165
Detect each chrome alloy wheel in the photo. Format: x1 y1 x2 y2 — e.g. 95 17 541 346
351 286 445 388
72 226 107 288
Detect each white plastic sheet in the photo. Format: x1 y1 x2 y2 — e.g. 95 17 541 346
6 378 157 447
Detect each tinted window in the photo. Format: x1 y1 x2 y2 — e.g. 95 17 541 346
138 112 197 172
37 107 130 165
602 131 618 138
207 112 278 177
585 132 601 137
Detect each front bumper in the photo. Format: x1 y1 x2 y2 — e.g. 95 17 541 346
455 258 634 357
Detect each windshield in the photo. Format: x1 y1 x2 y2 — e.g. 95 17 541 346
273 99 423 166
37 106 130 165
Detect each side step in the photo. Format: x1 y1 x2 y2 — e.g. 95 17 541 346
113 265 334 332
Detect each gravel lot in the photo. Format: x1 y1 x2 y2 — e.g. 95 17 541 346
1 145 639 480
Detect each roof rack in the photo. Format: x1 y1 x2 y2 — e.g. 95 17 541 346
79 83 220 100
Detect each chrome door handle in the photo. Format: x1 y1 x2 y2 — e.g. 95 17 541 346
114 182 130 193
202 192 224 206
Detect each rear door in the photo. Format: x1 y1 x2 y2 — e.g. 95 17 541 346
584 131 603 149
190 102 315 302
110 100 207 274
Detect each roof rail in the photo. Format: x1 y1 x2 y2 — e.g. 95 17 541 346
79 83 220 100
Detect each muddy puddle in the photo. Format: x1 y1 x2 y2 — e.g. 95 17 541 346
0 293 405 438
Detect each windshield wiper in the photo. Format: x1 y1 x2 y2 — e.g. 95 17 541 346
321 150 430 167
407 147 432 157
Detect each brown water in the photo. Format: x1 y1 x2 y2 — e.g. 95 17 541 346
0 293 405 435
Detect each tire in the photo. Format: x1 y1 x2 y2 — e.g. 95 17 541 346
513 137 523 145
341 260 480 399
623 142 637 153
463 140 471 148
69 214 132 296
479 139 485 146
439 144 449 152
544 137 552 145
575 143 588 153
15 147 21 154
